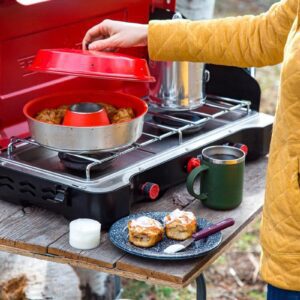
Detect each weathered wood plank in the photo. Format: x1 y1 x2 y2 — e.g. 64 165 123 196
48 232 124 269
47 183 188 268
116 157 268 284
0 244 185 288
0 207 68 253
0 157 268 287
47 233 81 258
0 200 22 223
116 197 263 284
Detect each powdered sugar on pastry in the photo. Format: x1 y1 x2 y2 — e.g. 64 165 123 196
130 216 163 229
164 209 196 225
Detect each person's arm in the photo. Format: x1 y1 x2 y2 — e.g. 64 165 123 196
148 0 297 67
82 20 148 51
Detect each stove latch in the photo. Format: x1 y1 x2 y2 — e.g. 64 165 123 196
43 185 68 204
54 188 67 203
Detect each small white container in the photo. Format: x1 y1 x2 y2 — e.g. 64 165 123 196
69 218 101 250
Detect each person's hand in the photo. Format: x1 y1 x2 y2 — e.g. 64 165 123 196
82 20 148 51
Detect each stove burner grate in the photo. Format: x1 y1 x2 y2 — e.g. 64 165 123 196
152 111 208 134
58 152 114 172
7 95 251 180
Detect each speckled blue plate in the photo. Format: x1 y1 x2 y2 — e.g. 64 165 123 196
109 212 222 260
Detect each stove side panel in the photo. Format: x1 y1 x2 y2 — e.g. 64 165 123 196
0 165 131 228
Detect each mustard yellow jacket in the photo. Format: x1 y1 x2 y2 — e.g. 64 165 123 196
148 0 300 290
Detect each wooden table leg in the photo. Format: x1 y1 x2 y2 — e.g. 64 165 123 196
196 273 207 300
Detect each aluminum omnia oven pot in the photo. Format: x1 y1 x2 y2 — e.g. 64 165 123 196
23 90 148 153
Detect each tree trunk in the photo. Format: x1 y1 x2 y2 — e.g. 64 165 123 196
0 251 81 299
73 267 119 300
0 252 119 300
176 0 216 20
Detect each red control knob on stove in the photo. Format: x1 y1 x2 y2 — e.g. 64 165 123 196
233 143 248 155
141 182 160 201
186 157 201 173
223 142 248 155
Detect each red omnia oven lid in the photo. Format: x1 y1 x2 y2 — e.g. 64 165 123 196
29 48 155 83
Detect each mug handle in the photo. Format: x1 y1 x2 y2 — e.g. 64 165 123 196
186 165 209 200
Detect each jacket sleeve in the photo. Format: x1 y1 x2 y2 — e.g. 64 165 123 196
148 0 297 67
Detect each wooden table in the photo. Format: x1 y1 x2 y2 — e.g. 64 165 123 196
0 157 268 300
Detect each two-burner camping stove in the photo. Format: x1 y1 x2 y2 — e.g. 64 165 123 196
0 0 273 228
0 94 273 228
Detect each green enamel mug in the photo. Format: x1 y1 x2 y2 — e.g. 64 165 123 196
186 146 246 210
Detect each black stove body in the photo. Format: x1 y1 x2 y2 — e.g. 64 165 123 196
0 82 273 228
